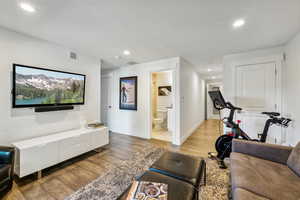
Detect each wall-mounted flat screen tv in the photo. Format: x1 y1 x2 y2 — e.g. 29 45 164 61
12 64 86 108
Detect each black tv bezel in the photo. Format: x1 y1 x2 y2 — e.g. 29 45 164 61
12 64 86 108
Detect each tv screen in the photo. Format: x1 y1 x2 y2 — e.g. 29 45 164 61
12 64 86 108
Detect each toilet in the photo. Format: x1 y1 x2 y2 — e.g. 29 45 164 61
153 118 164 129
153 110 167 130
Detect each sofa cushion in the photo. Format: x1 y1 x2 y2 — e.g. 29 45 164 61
231 152 300 200
233 188 270 200
287 142 300 177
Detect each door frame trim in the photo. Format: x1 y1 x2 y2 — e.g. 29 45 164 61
148 68 179 145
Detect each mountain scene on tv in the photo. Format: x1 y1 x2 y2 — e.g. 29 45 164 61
15 66 85 106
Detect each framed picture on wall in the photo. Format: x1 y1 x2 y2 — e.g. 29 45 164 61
119 76 138 110
158 86 172 96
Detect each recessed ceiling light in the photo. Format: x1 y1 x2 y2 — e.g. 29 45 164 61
123 50 131 56
19 2 36 13
207 68 212 72
211 76 216 79
233 19 245 28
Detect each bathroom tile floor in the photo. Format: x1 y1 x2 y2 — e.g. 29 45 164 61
152 128 172 141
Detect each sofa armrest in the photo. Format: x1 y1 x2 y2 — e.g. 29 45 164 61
232 139 293 164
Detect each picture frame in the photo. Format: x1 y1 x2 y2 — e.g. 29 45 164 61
119 76 138 110
158 86 172 96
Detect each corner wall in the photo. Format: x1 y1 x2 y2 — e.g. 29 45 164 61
179 58 205 144
0 27 101 145
283 31 300 146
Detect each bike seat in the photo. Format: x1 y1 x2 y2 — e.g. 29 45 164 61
262 112 280 117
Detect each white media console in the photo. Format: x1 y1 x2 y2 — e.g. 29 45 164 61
12 127 109 178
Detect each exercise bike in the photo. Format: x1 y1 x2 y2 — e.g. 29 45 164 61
208 90 291 168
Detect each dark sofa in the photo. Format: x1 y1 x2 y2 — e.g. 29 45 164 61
0 146 15 198
230 139 300 200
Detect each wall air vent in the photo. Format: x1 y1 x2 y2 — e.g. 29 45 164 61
70 52 77 60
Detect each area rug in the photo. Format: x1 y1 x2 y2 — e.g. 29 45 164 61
65 144 165 200
65 146 230 200
199 159 230 200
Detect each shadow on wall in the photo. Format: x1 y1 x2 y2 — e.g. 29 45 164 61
9 107 82 136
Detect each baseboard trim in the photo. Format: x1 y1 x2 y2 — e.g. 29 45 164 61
110 130 149 139
180 120 204 145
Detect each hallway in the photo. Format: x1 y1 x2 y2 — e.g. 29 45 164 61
180 119 222 157
150 119 222 157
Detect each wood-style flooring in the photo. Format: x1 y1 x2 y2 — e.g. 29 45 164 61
4 119 221 200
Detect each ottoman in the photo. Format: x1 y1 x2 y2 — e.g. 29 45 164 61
149 151 206 187
118 170 197 200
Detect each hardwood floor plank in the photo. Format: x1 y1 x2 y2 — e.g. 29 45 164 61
68 166 98 185
41 178 74 200
56 170 87 191
19 183 56 200
76 160 106 176
4 184 26 200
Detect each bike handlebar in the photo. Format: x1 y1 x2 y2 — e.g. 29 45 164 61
274 117 292 127
261 112 291 127
226 102 242 111
261 112 280 117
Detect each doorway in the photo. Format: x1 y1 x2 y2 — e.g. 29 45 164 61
101 75 112 128
151 71 173 142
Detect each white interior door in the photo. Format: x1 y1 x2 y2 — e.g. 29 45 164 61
235 62 281 143
236 62 277 111
101 76 112 128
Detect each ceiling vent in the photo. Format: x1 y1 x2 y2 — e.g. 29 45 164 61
126 61 139 65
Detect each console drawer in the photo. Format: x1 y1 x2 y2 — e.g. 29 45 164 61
13 127 109 178
19 141 59 177
91 128 109 149
59 133 91 162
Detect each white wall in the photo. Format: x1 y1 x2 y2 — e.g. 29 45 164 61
179 58 205 143
103 58 181 144
283 31 300 146
156 71 173 109
0 27 101 145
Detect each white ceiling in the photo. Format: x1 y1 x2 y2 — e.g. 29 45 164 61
0 0 300 71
